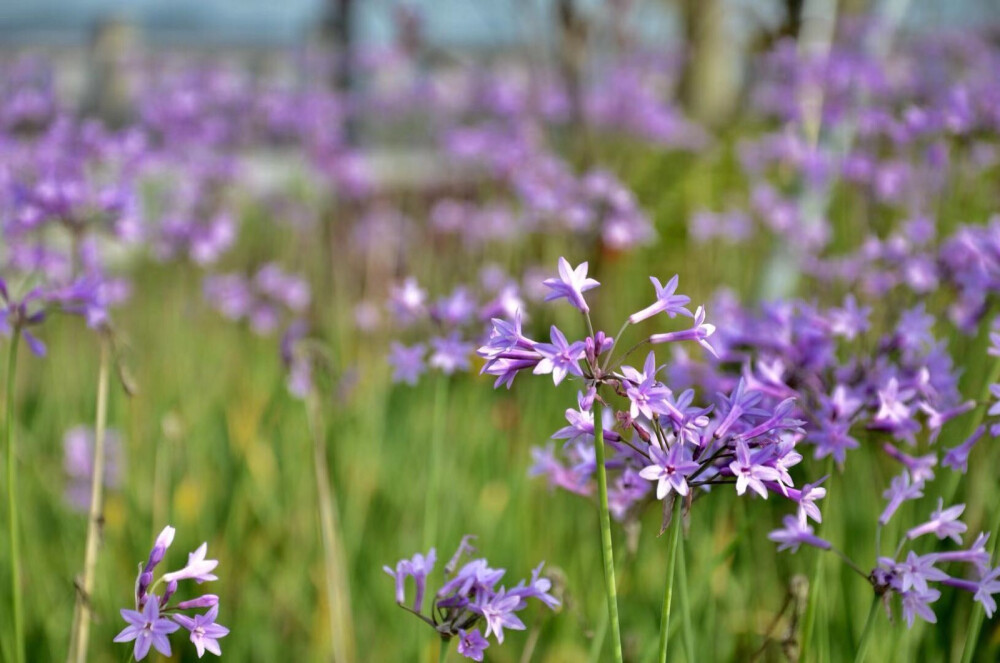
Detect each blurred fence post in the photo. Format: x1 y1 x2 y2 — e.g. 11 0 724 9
322 0 357 145
678 0 742 127
79 17 136 128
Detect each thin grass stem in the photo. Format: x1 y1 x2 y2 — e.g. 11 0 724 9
305 391 356 663
4 330 24 663
594 402 623 663
69 337 111 663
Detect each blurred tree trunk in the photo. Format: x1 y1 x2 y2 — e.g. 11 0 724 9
80 17 135 128
677 0 742 127
557 0 592 167
322 0 356 144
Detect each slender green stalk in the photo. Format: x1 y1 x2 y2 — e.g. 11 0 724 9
423 377 448 550
4 330 24 663
305 391 356 663
677 528 695 660
438 638 449 663
69 338 111 663
853 595 880 663
594 403 623 663
658 499 682 663
801 457 835 661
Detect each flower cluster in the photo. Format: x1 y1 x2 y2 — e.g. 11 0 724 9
480 258 812 521
203 263 310 336
115 526 228 660
384 536 559 661
770 497 1000 627
386 269 527 385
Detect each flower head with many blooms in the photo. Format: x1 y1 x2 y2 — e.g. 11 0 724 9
385 536 559 659
114 526 228 660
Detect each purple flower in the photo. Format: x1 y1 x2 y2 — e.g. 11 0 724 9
176 595 219 610
974 567 1000 618
883 443 937 484
438 558 505 599
429 333 473 375
880 471 925 526
894 551 949 594
471 588 525 644
649 305 717 357
113 596 180 660
145 526 176 575
173 605 230 658
920 400 975 443
901 588 941 627
456 628 490 661
768 515 832 553
63 425 122 511
532 326 586 386
433 287 477 327
628 275 691 324
870 378 918 440
810 419 859 465
907 499 967 544
509 562 561 610
943 425 985 473
827 294 870 340
542 257 599 313
795 477 827 526
162 543 219 584
638 443 699 499
729 441 781 499
390 277 427 322
383 548 437 611
389 342 426 385
712 378 764 440
933 533 991 574
621 352 671 420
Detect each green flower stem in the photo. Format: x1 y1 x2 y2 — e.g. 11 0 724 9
4 329 24 663
800 456 835 661
69 337 111 663
677 526 695 660
423 376 449 550
594 402 624 663
658 498 682 663
853 595 880 663
438 638 449 663
305 391 356 663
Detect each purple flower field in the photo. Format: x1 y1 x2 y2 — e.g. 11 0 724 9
3 2 1000 661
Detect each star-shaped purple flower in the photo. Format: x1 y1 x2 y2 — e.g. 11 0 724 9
173 605 230 658
456 628 490 661
542 257 599 313
533 326 585 386
638 443 699 499
628 275 691 324
113 595 180 660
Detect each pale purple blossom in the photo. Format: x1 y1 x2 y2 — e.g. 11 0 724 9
113 597 179 661
628 275 691 324
542 257 599 313
172 605 230 658
906 499 967 544
638 443 699 499
768 515 832 553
